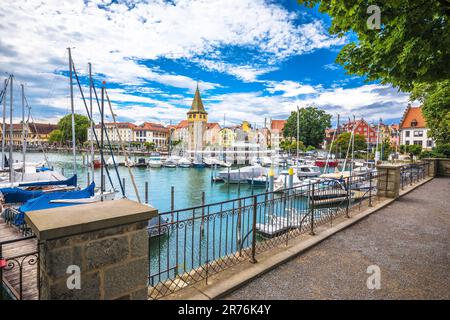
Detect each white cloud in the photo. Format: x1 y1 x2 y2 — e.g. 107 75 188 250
266 80 318 97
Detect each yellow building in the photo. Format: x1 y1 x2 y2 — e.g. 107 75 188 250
219 128 236 147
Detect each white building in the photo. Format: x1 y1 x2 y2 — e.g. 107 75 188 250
88 122 135 144
399 105 435 150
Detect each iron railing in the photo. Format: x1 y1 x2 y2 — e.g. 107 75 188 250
400 162 429 189
0 236 39 300
148 170 385 299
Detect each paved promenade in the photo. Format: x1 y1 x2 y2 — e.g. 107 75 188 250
225 177 450 300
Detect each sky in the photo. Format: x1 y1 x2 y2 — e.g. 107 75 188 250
0 0 414 127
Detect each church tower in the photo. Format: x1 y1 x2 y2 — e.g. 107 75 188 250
187 83 208 156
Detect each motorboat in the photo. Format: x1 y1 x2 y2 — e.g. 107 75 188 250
218 165 266 183
261 157 273 167
192 158 206 168
148 153 163 168
177 157 192 168
250 157 261 166
162 156 178 168
218 160 232 168
295 165 321 178
247 175 268 187
135 158 147 168
315 158 339 168
273 173 303 192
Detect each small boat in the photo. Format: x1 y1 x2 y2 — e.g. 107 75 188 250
148 153 163 168
247 175 268 187
203 157 221 167
218 160 232 168
295 165 321 178
261 157 273 167
315 158 339 167
250 157 261 166
273 173 303 192
162 157 177 168
178 157 192 168
218 165 266 183
93 159 103 169
192 159 206 168
135 158 147 168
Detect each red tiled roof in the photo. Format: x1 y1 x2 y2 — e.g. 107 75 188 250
136 122 169 133
94 122 136 129
175 120 188 129
271 120 286 131
400 105 426 129
206 122 220 129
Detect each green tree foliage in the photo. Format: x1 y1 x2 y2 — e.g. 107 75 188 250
144 141 156 151
283 106 331 147
57 114 90 145
297 0 450 143
411 80 450 145
332 132 367 153
48 129 63 144
280 140 305 153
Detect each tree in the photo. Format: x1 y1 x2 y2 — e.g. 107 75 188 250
57 114 90 145
297 0 450 144
144 142 156 151
48 129 63 144
332 132 367 154
283 106 331 147
281 140 305 153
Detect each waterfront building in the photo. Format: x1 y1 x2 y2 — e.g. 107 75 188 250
399 105 434 150
89 122 136 144
269 119 286 151
134 122 169 149
169 120 189 143
342 118 378 146
0 122 57 146
218 128 236 147
187 84 208 156
205 122 221 146
389 124 400 148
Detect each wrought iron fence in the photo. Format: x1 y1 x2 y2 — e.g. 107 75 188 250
148 170 384 299
400 162 429 189
0 236 39 300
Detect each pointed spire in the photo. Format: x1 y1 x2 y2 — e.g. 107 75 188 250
188 82 207 114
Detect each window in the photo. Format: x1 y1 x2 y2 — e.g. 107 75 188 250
414 131 423 137
413 141 422 146
411 119 418 127
405 130 410 137
427 140 433 147
406 141 410 145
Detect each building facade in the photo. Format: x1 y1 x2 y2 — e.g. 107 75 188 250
269 119 286 150
134 122 169 148
0 123 57 146
187 84 208 154
399 105 434 150
89 122 135 144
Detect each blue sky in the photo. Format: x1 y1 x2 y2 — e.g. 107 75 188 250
0 0 411 127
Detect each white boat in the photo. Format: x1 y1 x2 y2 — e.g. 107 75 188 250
273 173 303 192
218 160 232 168
177 157 192 168
162 157 177 168
295 165 321 178
218 165 266 183
261 157 273 167
148 153 163 168
250 157 261 166
203 157 221 167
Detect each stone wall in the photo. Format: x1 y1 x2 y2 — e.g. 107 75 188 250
39 221 149 300
376 164 401 198
436 158 450 177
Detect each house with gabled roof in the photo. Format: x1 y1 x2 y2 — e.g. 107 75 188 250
399 104 434 150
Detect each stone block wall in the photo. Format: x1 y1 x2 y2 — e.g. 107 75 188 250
40 221 149 300
376 165 401 199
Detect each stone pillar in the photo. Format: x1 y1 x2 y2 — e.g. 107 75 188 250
25 199 157 300
376 164 402 198
422 158 437 177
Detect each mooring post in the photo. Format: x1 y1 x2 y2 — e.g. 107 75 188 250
122 178 126 194
145 181 149 204
87 172 90 187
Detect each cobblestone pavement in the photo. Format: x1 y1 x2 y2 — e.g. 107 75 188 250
225 177 450 300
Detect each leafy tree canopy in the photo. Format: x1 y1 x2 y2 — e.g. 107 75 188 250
283 106 332 148
298 0 450 144
332 132 367 153
48 129 63 144
57 114 90 145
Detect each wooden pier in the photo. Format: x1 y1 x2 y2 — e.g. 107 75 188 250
0 218 39 300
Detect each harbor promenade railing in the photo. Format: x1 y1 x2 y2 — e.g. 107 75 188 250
0 235 39 300
148 170 383 299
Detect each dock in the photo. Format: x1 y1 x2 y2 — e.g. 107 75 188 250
0 218 39 300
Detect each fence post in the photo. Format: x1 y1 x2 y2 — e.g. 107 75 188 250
345 176 350 218
122 177 126 194
200 191 205 235
310 183 315 235
0 244 3 300
410 165 413 185
250 195 258 264
368 171 373 207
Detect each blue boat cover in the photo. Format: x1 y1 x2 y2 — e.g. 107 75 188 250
36 167 52 172
0 188 43 204
18 174 77 187
13 183 95 226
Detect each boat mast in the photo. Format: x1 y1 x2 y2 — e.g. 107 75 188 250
9 75 14 183
21 83 26 179
68 47 77 176
375 118 381 162
1 78 6 170
100 84 105 197
350 115 355 176
89 62 94 184
296 105 299 165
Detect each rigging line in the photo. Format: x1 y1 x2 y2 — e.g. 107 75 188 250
91 83 125 197
105 89 141 203
0 77 10 105
70 60 116 193
24 94 51 168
